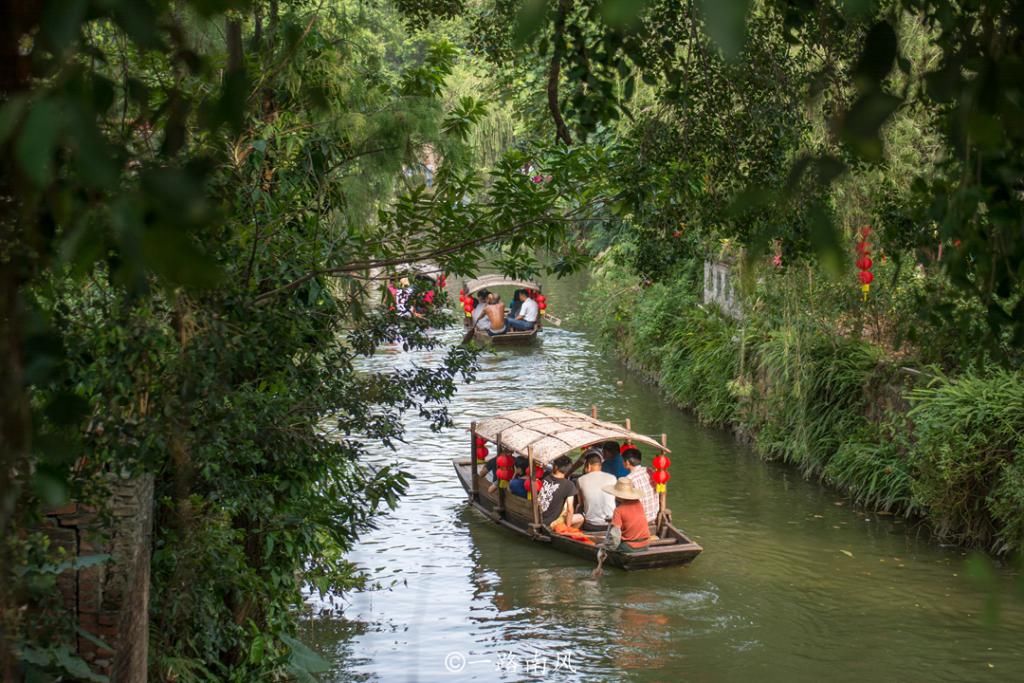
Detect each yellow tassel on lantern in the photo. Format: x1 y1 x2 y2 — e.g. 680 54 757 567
861 283 870 301
499 480 508 489
656 483 666 493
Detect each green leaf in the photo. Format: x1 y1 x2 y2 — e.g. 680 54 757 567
141 227 224 290
600 0 649 29
0 95 28 144
699 0 751 61
281 633 332 680
40 0 88 52
513 0 548 47
15 98 63 187
853 21 897 86
841 90 902 162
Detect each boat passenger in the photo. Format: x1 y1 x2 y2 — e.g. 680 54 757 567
507 456 531 498
505 290 538 331
471 290 490 327
623 448 659 523
600 440 629 478
601 478 652 551
576 450 616 532
508 289 524 319
539 455 583 528
485 293 507 335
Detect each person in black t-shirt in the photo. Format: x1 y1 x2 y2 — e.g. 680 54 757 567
537 455 583 527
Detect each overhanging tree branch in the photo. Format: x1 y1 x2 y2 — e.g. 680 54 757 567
548 0 574 146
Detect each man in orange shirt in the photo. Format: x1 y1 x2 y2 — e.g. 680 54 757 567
601 478 651 551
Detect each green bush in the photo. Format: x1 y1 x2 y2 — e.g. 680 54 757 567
660 306 741 426
753 328 882 476
824 422 919 515
907 371 1024 553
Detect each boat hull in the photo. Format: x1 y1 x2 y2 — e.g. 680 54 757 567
452 459 702 570
464 324 540 345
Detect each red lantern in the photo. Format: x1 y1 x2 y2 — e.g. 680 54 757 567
463 301 474 316
496 466 514 481
475 436 486 447
619 443 633 454
652 469 671 485
858 270 874 285
496 454 513 469
856 256 873 271
536 294 546 305
533 466 544 481
856 241 869 255
475 445 488 461
652 454 671 470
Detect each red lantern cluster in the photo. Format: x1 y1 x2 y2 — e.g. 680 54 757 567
652 453 671 493
526 465 544 499
475 436 488 462
495 453 515 489
459 290 474 317
856 226 874 301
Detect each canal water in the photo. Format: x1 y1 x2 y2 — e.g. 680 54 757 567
304 278 1024 682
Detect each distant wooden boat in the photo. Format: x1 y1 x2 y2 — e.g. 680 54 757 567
453 406 703 570
460 275 543 346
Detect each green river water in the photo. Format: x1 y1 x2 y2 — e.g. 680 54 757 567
303 276 1024 682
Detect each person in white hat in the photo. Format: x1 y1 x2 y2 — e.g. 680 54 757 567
600 477 652 551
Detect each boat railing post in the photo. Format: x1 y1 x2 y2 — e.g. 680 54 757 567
657 432 669 535
591 405 597 419
495 433 506 519
625 418 631 431
528 445 542 533
470 421 479 502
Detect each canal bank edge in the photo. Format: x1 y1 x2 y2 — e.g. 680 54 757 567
583 261 1024 558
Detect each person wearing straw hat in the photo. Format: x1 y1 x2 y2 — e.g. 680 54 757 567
601 477 652 551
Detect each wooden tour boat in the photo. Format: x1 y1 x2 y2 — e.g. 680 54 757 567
460 275 543 346
453 406 703 570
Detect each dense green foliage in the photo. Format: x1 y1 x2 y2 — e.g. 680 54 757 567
586 254 1024 555
4 0 1024 678
0 1 596 679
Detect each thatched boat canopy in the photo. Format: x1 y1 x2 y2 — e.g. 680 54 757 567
474 406 668 464
464 275 541 295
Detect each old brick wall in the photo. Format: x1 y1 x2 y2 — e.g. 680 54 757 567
42 474 154 682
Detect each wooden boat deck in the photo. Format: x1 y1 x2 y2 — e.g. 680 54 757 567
452 458 702 570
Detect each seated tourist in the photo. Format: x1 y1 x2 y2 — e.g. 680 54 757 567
576 450 616 531
601 477 652 551
507 456 532 497
508 289 524 319
623 448 659 523
600 440 629 478
471 290 489 329
485 293 507 335
539 455 583 528
505 290 538 331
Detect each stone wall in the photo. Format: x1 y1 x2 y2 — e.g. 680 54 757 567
703 259 742 319
41 474 154 682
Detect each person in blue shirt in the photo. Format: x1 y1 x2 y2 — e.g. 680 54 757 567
600 440 629 478
508 456 532 497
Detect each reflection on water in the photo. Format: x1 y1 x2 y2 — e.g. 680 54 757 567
303 276 1024 682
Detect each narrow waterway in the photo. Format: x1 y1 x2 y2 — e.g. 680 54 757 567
304 276 1024 682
